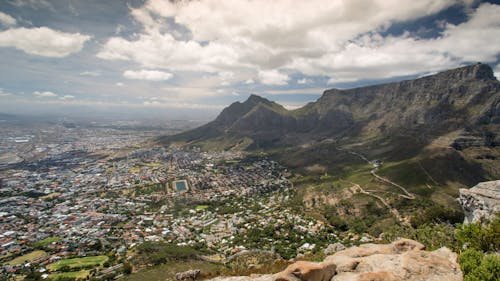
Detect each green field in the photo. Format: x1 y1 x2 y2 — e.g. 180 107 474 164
33 236 61 248
195 205 209 211
48 255 108 271
50 270 90 280
6 250 47 265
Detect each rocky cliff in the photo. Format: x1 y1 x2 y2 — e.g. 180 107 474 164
459 180 500 223
208 239 462 281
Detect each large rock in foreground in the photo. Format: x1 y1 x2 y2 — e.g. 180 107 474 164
459 180 500 224
208 239 462 281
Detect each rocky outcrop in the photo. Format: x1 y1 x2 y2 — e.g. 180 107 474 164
176 269 201 281
208 239 462 281
459 180 500 223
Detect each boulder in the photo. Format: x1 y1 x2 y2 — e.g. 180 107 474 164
176 269 201 281
324 243 346 255
459 180 500 223
275 261 336 281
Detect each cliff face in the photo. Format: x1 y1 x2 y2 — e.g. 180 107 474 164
208 239 462 281
459 180 500 224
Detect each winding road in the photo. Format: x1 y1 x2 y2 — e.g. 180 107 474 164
343 149 415 200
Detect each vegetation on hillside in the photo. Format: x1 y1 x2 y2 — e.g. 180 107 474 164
383 215 500 281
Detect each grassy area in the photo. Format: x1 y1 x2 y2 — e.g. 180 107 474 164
122 260 223 281
48 255 108 271
195 205 209 211
129 167 142 173
50 270 90 280
6 250 47 265
33 236 61 248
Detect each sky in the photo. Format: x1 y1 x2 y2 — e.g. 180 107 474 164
0 0 499 120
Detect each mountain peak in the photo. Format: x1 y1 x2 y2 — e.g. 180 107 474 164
245 94 272 104
437 63 496 81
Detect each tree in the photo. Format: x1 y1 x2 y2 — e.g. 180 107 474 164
123 263 132 275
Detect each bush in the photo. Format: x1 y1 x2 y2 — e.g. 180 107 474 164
459 249 500 281
411 205 464 227
382 223 459 251
456 216 500 252
135 242 200 265
459 249 484 276
123 262 132 274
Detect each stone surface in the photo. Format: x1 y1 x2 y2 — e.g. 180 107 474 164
324 243 346 255
176 269 201 280
275 261 336 281
207 239 462 281
459 180 500 223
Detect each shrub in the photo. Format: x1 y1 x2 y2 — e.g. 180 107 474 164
456 216 500 252
123 262 132 275
459 249 500 281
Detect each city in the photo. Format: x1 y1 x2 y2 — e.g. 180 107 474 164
0 119 347 280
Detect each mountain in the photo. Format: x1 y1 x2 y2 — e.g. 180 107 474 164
158 63 499 232
160 63 499 151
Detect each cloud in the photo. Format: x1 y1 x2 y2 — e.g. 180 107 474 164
0 11 16 26
123 69 173 81
265 88 324 95
60 95 75 100
0 27 91 57
494 64 500 80
9 0 54 10
116 82 124 87
95 0 500 87
80 70 101 77
0 88 12 96
258 69 289 85
33 91 57 97
297 78 312 84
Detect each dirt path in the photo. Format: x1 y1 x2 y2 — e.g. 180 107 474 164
370 170 415 199
338 147 415 200
349 182 409 225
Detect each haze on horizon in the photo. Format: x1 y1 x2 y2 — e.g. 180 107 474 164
0 0 499 120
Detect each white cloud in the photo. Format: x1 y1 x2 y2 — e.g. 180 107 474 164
80 70 101 76
98 0 498 86
9 0 54 10
0 88 12 96
0 27 90 57
297 78 312 84
494 64 500 80
33 91 57 97
258 69 289 85
123 69 173 81
60 95 75 100
245 78 255 84
116 82 124 87
0 11 16 26
281 103 307 110
265 88 324 95
309 3 500 84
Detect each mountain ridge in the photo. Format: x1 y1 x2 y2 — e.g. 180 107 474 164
159 63 499 149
